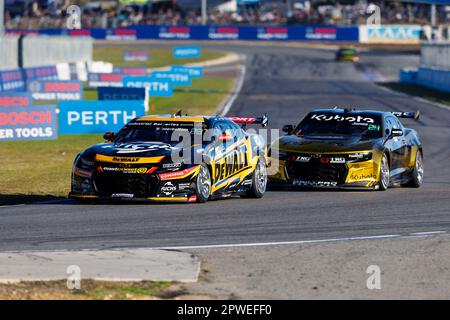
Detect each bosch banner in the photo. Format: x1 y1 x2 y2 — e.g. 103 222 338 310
88 73 126 88
98 87 146 100
23 66 58 83
27 80 83 100
59 100 145 134
0 104 57 141
112 67 149 76
123 51 149 62
123 77 174 97
7 25 360 42
171 66 203 78
173 46 201 58
0 92 33 107
0 69 26 92
151 71 192 86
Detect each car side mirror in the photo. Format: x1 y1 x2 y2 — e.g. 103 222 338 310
282 125 294 134
103 131 115 141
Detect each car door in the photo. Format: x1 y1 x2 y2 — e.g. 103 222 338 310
384 116 405 175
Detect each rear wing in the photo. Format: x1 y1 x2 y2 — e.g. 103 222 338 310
228 113 269 127
391 111 420 120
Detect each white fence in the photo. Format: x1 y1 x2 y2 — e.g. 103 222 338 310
22 35 93 67
421 42 450 69
0 36 19 70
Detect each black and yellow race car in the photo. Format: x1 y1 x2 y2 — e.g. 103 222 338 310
335 47 360 62
269 108 423 190
69 113 269 203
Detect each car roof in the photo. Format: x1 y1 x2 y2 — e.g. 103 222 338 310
135 115 206 122
310 108 388 117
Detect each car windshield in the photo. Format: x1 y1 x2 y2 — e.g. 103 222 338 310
293 112 382 139
113 121 205 144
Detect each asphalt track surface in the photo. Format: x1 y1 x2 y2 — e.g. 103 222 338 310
1 43 449 252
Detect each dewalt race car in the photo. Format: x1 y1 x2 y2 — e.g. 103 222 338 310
335 47 360 63
269 108 423 190
69 113 269 203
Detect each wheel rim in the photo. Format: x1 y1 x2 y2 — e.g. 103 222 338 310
197 166 211 199
255 160 267 193
381 155 390 188
416 152 424 184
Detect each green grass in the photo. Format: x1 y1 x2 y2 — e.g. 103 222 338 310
0 45 235 205
94 45 225 68
380 82 450 106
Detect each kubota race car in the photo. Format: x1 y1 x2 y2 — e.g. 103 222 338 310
69 113 269 203
269 108 423 190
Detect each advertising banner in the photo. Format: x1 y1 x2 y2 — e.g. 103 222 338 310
151 71 192 86
88 73 126 88
171 66 203 78
123 50 149 62
123 77 174 97
173 46 201 58
113 67 149 76
98 87 146 100
0 92 33 107
0 69 26 92
359 25 422 44
59 100 145 134
0 104 57 141
27 80 83 100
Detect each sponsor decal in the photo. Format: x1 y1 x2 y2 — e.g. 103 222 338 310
123 77 173 97
101 167 153 174
152 71 192 87
178 183 191 190
0 104 57 141
59 100 145 134
296 156 311 163
188 195 197 203
311 114 375 123
111 193 134 198
349 173 377 181
159 166 198 180
95 154 164 164
98 87 146 101
173 46 201 58
0 93 33 107
123 51 148 62
214 146 249 183
88 73 126 88
101 143 171 154
28 80 83 101
293 180 338 187
161 181 177 196
208 27 239 40
163 163 182 169
160 27 191 40
257 27 288 40
306 27 337 40
73 167 93 178
330 157 346 164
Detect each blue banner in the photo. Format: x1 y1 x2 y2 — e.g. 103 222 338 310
23 66 58 82
98 87 146 100
59 100 145 134
173 46 201 58
27 80 83 100
151 71 192 86
0 92 33 107
0 104 57 141
6 25 360 42
112 67 149 76
171 66 203 78
0 69 26 92
123 77 174 97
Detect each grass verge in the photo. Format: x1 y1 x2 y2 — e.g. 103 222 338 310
0 280 175 300
380 82 450 107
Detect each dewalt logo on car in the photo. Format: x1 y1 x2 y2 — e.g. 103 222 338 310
94 154 164 164
112 157 140 163
214 148 248 182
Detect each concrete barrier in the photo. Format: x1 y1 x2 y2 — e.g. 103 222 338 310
22 35 93 67
421 42 450 69
0 36 19 70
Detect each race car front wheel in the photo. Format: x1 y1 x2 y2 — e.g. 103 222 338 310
195 164 212 203
244 157 268 198
378 153 390 191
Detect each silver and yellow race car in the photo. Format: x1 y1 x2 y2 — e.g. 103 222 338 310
70 113 269 203
269 108 423 190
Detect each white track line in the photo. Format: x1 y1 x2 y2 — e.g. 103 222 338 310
218 64 247 117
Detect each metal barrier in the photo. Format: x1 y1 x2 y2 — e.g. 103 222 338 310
0 36 19 70
22 35 93 67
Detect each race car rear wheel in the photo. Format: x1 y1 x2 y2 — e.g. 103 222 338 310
244 157 268 198
195 164 211 203
404 150 424 188
378 153 390 191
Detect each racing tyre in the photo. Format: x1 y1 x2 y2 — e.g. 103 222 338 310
244 157 268 198
195 164 212 203
378 153 390 191
404 150 424 188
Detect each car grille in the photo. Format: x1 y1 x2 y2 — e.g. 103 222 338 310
285 158 348 184
93 172 159 197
